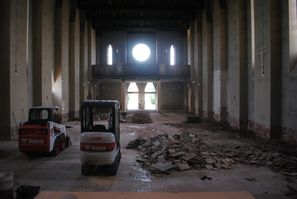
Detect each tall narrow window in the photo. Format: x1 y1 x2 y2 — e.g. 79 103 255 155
144 82 157 110
170 45 175 66
127 82 139 110
107 44 113 65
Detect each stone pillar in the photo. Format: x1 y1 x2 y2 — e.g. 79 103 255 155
213 0 227 122
0 0 11 139
157 81 162 112
193 12 203 116
246 0 255 133
253 0 281 139
69 7 80 119
79 11 88 102
32 0 42 106
88 22 96 80
120 81 126 111
31 0 55 107
54 0 70 120
10 0 30 139
96 32 101 65
227 0 247 130
281 0 297 143
137 83 146 110
202 5 214 119
187 22 195 113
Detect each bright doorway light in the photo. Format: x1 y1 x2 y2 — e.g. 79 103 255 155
107 44 113 65
132 43 151 62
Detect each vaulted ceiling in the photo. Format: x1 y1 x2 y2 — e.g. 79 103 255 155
78 0 203 31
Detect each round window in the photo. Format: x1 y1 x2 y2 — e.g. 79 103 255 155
132 43 151 62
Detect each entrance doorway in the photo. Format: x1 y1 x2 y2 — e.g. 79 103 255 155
126 82 157 111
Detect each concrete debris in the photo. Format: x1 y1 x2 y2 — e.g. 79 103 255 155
126 138 146 149
127 131 297 176
176 163 191 171
287 183 297 194
205 164 214 170
151 162 176 173
127 112 152 124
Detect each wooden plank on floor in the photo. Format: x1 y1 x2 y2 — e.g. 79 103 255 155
35 191 255 199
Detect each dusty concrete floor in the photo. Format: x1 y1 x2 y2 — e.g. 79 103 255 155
0 112 295 199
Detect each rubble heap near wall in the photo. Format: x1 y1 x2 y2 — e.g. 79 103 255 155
127 130 297 176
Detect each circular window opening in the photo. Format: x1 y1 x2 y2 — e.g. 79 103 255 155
132 43 151 62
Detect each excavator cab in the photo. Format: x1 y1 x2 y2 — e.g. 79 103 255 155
80 100 121 175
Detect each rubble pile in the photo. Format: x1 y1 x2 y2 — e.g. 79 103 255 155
127 112 152 124
127 132 297 176
127 132 234 174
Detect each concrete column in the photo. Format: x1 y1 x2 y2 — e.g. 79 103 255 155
246 0 256 133
79 11 89 102
120 81 126 111
54 0 70 120
281 0 297 143
183 81 188 111
157 81 162 112
0 0 12 139
96 32 101 65
187 23 195 113
32 0 42 106
202 7 214 119
227 0 248 130
193 12 203 116
88 23 96 80
137 83 146 110
182 31 188 65
0 0 34 139
69 8 80 119
10 0 30 139
213 0 227 122
253 0 281 139
32 0 55 107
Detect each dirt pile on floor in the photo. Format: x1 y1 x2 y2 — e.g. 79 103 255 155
126 112 152 124
126 132 297 176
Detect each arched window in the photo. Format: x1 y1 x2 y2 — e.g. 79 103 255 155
107 44 113 65
170 45 175 66
144 82 156 92
127 82 139 92
144 82 156 110
127 82 139 110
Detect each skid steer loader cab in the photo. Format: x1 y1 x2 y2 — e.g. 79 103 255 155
18 106 69 156
80 100 121 176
